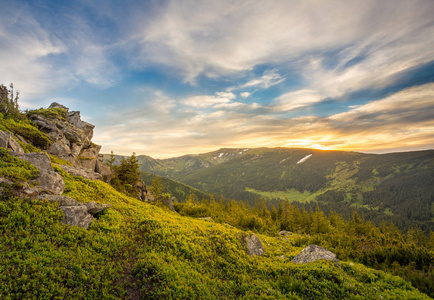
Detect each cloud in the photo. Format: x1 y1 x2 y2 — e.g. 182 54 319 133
94 83 434 158
241 69 284 89
240 92 250 98
273 89 324 111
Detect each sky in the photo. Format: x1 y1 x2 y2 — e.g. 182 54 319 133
1 0 434 158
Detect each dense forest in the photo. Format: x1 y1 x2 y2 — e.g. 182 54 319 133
135 148 434 233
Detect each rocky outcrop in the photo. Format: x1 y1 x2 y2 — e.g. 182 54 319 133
11 151 65 195
244 234 265 257
291 244 340 266
0 130 24 153
55 164 103 181
38 195 112 229
28 102 112 182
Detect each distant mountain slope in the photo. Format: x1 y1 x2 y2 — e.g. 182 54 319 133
140 171 211 202
136 147 434 231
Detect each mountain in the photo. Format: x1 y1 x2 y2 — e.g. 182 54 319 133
137 147 434 232
1 102 433 298
140 171 211 202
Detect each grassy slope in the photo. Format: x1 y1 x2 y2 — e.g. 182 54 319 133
0 151 432 299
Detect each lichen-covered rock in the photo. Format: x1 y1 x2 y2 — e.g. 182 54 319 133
244 234 265 257
0 130 24 153
291 244 340 266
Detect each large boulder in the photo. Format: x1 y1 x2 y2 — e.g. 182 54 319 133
291 244 340 266
61 206 94 229
10 152 65 195
0 130 24 153
38 194 112 229
244 234 265 257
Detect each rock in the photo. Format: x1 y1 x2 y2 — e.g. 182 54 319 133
10 151 65 195
199 217 213 221
244 234 265 257
38 195 112 229
80 144 101 159
56 164 103 181
66 110 94 142
291 244 339 266
0 130 24 153
49 102 69 112
38 194 80 206
47 140 72 157
80 158 97 171
95 160 113 183
12 152 53 172
162 196 176 212
61 206 94 229
85 201 112 214
34 171 65 195
279 231 293 236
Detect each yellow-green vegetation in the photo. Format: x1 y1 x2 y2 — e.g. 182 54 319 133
0 147 39 181
0 113 52 149
246 187 313 203
26 107 67 121
1 156 432 298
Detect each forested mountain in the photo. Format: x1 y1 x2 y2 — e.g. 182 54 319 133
1 97 433 298
136 148 434 232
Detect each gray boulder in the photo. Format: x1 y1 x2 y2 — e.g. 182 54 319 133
80 157 97 171
12 152 53 172
244 234 265 257
0 130 24 153
10 151 65 195
38 195 112 229
61 206 94 229
38 194 80 206
95 160 113 183
34 171 65 195
291 244 339 266
85 201 112 214
56 164 103 181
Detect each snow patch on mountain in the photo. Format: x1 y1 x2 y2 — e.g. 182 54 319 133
296 154 312 164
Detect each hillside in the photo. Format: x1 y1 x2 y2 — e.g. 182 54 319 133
1 101 433 298
137 147 434 232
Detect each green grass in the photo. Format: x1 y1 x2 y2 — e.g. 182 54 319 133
0 113 52 149
0 147 39 182
245 187 313 203
26 107 67 121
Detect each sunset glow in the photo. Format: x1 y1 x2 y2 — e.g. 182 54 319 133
1 0 433 158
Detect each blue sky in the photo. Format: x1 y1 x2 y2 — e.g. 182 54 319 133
1 0 433 158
